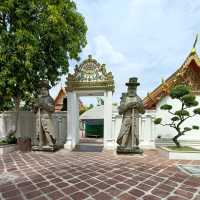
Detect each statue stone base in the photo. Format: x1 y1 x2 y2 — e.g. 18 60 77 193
32 145 58 152
117 146 143 154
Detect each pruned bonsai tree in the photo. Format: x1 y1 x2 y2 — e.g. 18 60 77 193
154 84 200 148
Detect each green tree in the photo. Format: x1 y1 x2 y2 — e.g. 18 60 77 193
0 0 87 131
31 0 87 85
79 104 87 115
88 104 94 110
79 103 95 115
154 85 200 147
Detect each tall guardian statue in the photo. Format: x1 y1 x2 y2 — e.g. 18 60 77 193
117 77 145 154
32 80 56 151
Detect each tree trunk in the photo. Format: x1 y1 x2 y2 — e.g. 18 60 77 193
172 134 181 148
14 97 32 152
14 97 20 135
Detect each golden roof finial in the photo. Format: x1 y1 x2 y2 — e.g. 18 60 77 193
191 33 198 53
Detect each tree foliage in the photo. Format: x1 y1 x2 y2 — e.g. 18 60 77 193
170 85 190 98
0 0 87 111
154 84 200 147
160 104 172 110
79 104 94 115
154 118 162 124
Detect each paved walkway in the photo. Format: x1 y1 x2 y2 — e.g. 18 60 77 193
0 149 200 200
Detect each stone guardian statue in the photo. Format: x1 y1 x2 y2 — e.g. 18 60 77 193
117 77 145 154
32 80 56 151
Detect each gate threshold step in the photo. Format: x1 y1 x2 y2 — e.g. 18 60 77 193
73 144 103 152
78 143 103 147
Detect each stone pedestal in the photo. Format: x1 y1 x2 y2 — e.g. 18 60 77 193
17 138 31 152
117 146 143 154
32 145 58 152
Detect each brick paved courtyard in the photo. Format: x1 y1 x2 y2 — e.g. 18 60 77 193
0 149 200 200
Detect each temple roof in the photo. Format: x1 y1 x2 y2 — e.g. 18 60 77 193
143 46 200 109
54 87 66 101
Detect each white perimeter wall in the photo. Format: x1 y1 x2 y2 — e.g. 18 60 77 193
112 95 200 149
112 110 156 149
2 95 200 150
0 111 67 146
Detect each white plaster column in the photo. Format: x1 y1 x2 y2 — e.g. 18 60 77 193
104 90 114 149
64 91 79 150
140 112 156 149
139 115 145 143
113 115 122 149
75 95 80 145
0 114 6 138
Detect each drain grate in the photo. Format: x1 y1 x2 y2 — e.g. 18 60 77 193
178 165 200 177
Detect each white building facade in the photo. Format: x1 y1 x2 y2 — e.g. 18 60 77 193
142 48 200 148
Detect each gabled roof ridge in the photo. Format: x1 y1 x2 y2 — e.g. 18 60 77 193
54 87 67 101
164 51 200 83
143 50 200 109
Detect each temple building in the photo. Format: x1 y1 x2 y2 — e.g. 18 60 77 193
54 87 67 112
54 87 84 112
143 38 200 147
143 50 200 109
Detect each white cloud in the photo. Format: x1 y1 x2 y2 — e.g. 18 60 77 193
53 0 200 105
93 35 125 65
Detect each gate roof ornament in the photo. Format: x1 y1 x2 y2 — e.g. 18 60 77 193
67 55 114 91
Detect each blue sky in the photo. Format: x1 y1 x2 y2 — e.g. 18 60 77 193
50 0 200 105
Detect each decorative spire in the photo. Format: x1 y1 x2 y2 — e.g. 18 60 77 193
191 33 198 53
161 77 165 84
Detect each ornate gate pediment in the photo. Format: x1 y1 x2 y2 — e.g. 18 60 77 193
67 55 114 91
